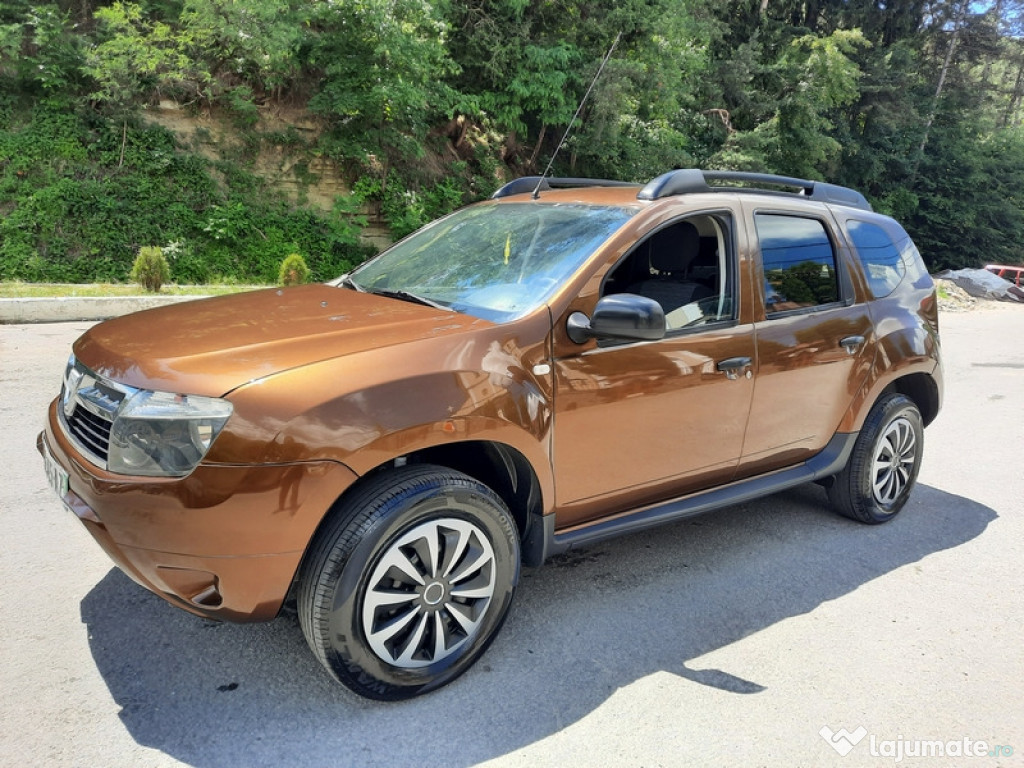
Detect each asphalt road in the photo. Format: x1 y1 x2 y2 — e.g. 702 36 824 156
1 305 1022 768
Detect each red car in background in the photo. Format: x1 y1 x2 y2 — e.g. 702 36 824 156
986 264 1024 287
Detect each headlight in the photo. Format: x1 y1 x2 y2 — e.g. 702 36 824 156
108 390 233 477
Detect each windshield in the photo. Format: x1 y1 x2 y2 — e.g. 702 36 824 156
346 202 636 322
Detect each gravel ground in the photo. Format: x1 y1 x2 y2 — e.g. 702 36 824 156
1 303 1021 768
934 278 978 312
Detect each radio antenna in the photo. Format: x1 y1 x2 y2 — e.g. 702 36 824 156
532 33 621 199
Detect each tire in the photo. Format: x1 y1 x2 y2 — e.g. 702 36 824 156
827 393 924 524
297 465 520 700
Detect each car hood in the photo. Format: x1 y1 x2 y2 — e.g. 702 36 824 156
73 284 487 396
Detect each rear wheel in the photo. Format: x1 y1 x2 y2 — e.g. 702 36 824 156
827 393 924 524
297 465 519 700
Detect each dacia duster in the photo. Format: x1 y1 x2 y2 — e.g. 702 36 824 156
40 169 943 699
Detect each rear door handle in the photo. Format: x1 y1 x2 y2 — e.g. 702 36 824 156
839 335 865 355
717 356 752 380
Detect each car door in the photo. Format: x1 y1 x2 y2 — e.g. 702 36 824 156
736 205 875 478
550 209 757 529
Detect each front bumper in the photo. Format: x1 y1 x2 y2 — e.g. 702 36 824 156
39 398 358 621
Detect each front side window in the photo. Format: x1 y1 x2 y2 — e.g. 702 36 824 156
603 214 734 332
755 214 840 314
348 202 636 322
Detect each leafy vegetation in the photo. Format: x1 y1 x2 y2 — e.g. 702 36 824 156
0 103 374 283
278 252 309 286
2 0 1024 283
130 245 170 291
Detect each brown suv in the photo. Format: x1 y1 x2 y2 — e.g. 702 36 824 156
39 169 942 700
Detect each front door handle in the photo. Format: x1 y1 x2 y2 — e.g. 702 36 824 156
717 356 752 380
840 335 866 355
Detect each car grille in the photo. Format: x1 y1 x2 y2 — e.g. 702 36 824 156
66 401 114 462
58 360 134 469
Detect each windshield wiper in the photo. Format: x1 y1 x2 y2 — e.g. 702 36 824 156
370 288 453 311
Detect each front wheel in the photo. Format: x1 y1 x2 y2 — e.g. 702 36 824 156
297 465 520 700
827 393 924 524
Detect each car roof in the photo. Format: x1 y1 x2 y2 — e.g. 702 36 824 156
491 169 873 213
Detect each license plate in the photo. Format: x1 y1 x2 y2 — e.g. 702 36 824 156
43 442 70 501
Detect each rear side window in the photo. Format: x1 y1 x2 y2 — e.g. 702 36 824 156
847 220 905 298
755 214 840 314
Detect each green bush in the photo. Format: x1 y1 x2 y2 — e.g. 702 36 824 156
278 253 310 286
130 246 170 292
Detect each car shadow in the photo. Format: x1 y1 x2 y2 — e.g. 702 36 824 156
80 483 994 768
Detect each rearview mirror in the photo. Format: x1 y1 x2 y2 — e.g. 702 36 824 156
566 294 666 344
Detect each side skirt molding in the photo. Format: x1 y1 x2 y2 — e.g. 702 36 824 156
524 431 857 564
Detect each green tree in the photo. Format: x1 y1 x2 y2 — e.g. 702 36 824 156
86 2 211 112
180 0 307 101
0 4 86 101
712 29 868 178
307 0 457 162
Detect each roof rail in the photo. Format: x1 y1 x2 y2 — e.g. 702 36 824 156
636 169 872 211
491 176 636 199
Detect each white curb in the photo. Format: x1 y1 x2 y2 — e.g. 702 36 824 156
0 295 209 324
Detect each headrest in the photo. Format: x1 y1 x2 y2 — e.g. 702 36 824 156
650 221 700 273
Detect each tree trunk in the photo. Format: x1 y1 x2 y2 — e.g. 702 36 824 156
911 0 969 179
804 1 822 31
527 125 548 172
1005 55 1024 127
118 120 127 169
981 0 1004 84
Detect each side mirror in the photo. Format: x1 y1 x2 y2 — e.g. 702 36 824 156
567 293 666 344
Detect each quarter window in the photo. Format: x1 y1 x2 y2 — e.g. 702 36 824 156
755 214 840 314
847 220 905 298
